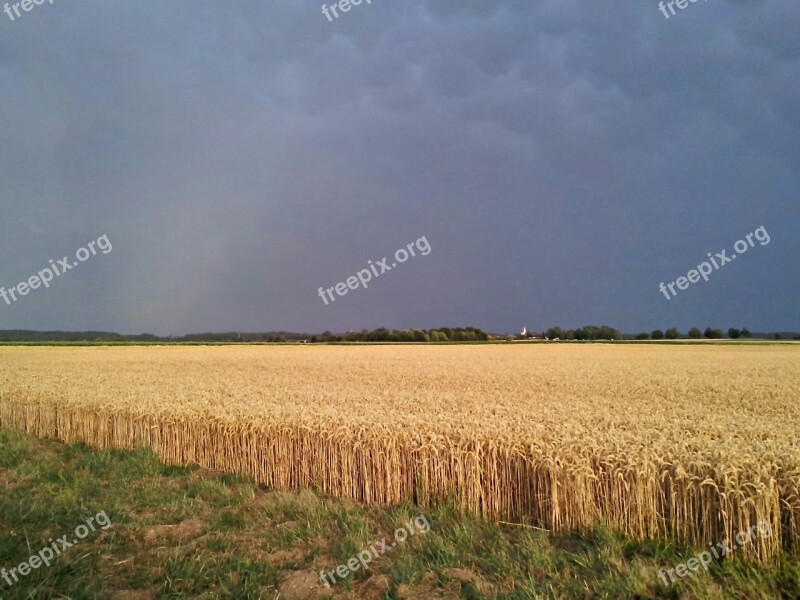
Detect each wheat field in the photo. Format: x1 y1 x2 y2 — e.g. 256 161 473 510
0 344 798 561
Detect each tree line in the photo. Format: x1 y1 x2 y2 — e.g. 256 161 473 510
311 327 489 343
0 327 491 343
522 326 797 341
635 327 752 340
0 326 794 343
538 325 622 340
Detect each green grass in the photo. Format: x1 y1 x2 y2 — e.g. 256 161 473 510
0 428 798 599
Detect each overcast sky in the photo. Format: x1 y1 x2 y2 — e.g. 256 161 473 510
0 0 797 335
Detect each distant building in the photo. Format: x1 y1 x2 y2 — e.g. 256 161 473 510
518 327 542 340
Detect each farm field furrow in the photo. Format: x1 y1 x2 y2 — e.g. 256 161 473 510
1 344 798 562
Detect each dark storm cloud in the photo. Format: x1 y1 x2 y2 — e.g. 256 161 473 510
0 0 797 334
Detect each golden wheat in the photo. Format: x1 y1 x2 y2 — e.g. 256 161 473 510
0 344 798 561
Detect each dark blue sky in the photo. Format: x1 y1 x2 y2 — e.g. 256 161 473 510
1 0 797 335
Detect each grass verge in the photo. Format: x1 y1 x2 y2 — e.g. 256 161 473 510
0 429 798 599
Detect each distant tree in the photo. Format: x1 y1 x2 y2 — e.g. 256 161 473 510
688 327 702 339
571 325 620 341
635 332 650 340
704 327 723 339
389 330 412 342
546 327 564 340
728 328 742 339
450 329 474 341
430 330 448 342
665 327 680 339
410 329 429 342
651 329 664 340
367 327 391 342
598 325 621 340
741 328 751 338
775 333 784 340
